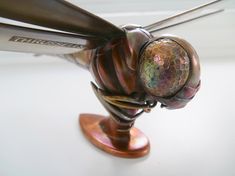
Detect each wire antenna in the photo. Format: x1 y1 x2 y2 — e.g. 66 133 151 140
144 0 224 32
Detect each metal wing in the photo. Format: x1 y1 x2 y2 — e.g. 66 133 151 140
144 0 224 34
0 0 124 52
0 22 102 54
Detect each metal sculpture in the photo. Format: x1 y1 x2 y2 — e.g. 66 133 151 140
0 0 223 158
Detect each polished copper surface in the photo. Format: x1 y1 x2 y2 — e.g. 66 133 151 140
0 0 222 158
79 114 150 158
139 38 190 97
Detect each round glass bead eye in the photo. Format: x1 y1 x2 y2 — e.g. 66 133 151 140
139 38 190 97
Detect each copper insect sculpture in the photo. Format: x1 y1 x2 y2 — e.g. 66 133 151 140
0 0 224 158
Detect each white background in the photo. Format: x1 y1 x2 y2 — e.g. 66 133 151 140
0 1 235 176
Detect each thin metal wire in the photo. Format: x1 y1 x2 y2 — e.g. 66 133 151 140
149 9 224 33
144 0 223 31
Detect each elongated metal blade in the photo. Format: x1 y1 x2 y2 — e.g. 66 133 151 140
0 23 101 54
0 0 124 41
144 0 224 32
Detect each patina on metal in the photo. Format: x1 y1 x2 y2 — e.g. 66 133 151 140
78 26 201 157
0 0 223 158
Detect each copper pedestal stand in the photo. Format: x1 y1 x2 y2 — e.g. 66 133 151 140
79 114 150 158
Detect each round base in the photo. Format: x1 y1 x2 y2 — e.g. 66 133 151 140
79 114 150 158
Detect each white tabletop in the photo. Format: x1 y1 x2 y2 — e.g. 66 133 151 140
0 1 234 176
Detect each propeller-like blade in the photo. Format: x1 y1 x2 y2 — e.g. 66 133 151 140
144 0 224 32
0 22 101 54
0 0 124 41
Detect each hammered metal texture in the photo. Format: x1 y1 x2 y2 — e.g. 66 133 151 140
139 39 190 97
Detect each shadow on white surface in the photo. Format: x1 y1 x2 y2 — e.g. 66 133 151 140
0 0 235 176
0 57 234 176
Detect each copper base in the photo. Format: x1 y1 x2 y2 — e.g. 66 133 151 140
79 114 150 158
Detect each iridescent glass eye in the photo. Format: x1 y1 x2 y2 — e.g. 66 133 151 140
139 38 190 97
